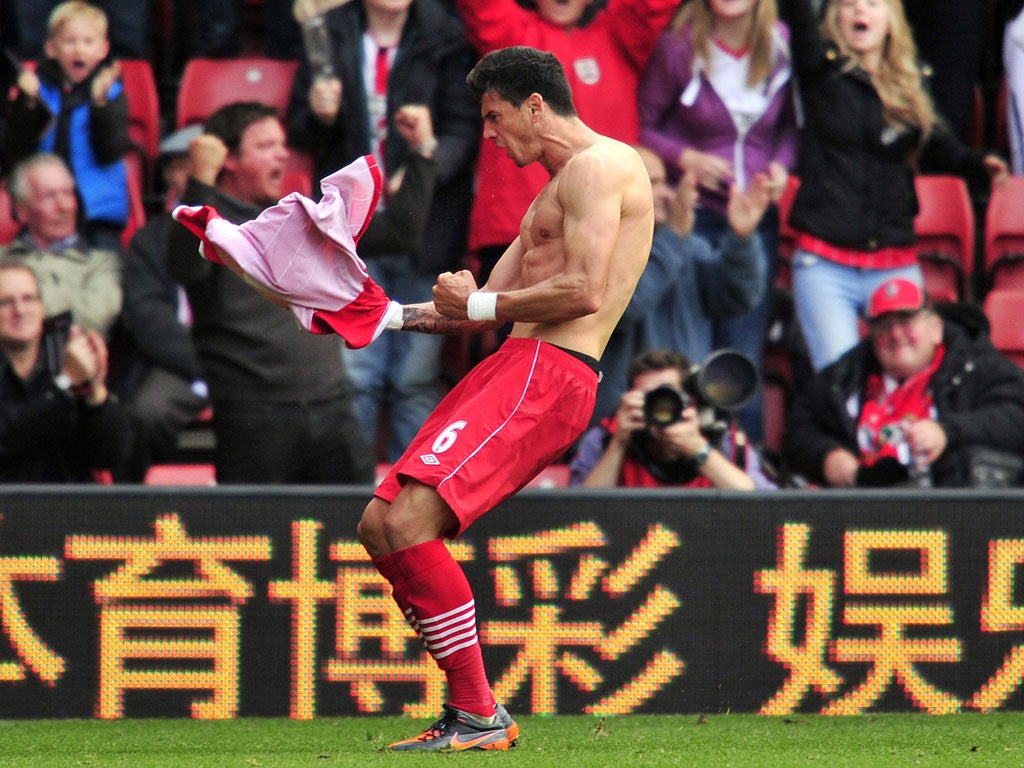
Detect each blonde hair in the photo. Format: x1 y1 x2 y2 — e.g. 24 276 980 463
47 1 108 39
672 0 779 87
820 0 935 136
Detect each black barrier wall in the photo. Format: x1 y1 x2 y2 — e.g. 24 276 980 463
0 487 1023 719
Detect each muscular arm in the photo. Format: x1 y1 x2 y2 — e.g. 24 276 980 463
391 149 638 339
466 153 624 324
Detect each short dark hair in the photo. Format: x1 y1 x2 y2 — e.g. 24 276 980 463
202 102 280 154
627 349 692 387
466 46 578 117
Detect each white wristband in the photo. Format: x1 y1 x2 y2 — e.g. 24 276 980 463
466 291 497 321
384 301 404 330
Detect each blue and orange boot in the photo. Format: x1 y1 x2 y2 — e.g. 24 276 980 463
388 703 519 751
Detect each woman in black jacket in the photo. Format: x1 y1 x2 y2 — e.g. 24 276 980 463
777 0 1007 372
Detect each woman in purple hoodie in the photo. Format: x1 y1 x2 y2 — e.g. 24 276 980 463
638 0 798 442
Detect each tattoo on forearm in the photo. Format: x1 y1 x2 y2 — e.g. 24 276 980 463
400 305 492 335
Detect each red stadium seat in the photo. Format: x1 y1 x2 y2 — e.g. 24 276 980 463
0 181 19 244
984 175 1024 291
761 372 791 455
913 175 975 303
121 151 147 248
144 464 217 486
983 289 1024 368
119 59 161 184
175 57 299 128
92 469 114 484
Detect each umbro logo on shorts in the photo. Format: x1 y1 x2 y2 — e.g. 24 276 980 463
420 454 440 465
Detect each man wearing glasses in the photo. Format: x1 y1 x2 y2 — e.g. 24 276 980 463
784 278 1024 488
0 259 129 482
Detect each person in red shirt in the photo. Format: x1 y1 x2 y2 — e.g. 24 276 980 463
456 0 678 340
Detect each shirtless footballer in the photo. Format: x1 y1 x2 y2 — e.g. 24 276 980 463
357 46 654 751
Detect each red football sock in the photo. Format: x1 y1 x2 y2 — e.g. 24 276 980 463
389 539 496 718
372 552 420 639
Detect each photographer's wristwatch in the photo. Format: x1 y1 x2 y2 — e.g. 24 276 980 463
692 442 713 468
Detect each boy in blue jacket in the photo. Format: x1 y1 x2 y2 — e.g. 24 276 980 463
6 1 129 253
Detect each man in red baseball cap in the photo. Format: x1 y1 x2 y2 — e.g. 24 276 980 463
784 277 1024 488
865 278 941 385
867 277 929 320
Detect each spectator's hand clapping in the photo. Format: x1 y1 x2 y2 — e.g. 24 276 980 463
727 172 772 238
666 171 698 237
680 148 733 193
61 326 110 405
16 67 40 100
386 105 436 195
91 60 121 106
765 161 789 202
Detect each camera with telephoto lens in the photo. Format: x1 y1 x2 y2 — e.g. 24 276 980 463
642 349 760 428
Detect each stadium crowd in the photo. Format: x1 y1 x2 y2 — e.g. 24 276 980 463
1 0 1023 490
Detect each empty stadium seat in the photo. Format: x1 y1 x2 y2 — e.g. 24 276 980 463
176 57 299 128
984 175 1024 291
913 175 975 303
144 464 217 486
983 289 1024 368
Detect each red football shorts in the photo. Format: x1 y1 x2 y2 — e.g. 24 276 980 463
374 337 598 534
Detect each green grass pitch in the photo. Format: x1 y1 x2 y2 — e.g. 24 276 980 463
0 713 1022 767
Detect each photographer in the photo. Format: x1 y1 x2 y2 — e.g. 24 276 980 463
570 349 776 489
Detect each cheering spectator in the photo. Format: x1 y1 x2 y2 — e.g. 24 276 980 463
5 1 130 253
637 0 798 441
777 0 1007 372
286 0 479 461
